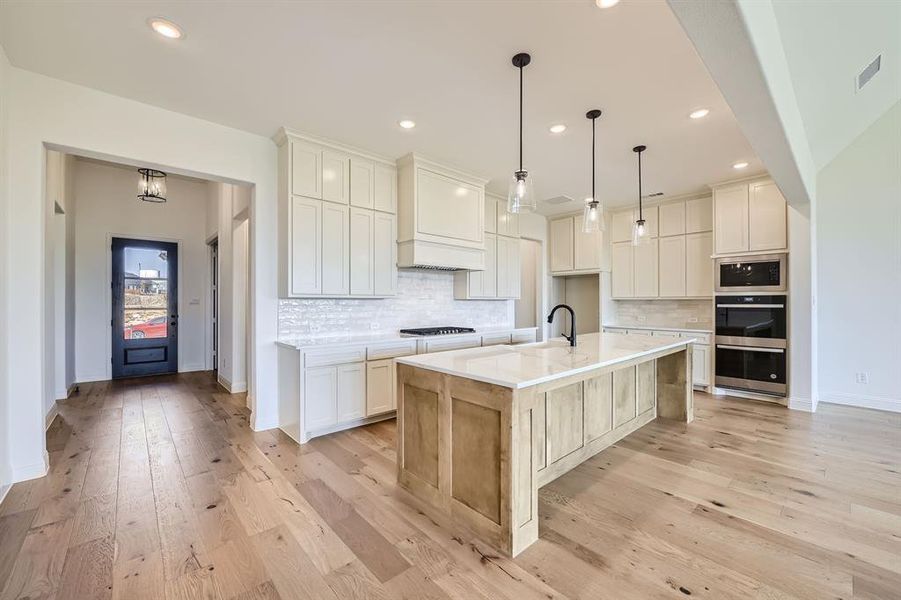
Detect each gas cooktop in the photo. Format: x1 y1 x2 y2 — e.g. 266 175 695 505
399 327 476 337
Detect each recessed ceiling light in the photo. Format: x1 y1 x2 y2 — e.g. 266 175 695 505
689 108 710 119
732 161 749 170
149 18 184 40
596 0 620 8
549 124 567 134
398 119 416 129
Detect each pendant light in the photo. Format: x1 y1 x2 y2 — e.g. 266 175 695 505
631 145 649 245
138 168 167 203
582 109 604 233
507 52 536 214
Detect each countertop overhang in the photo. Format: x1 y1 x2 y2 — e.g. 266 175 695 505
395 332 696 389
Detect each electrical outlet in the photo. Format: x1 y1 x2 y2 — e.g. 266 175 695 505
637 315 647 323
688 317 699 323
855 372 869 384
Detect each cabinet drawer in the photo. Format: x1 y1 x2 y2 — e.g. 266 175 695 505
423 335 481 353
626 329 653 337
511 329 538 344
304 346 366 368
680 332 711 345
482 332 512 346
602 327 628 335
367 340 417 360
651 330 681 340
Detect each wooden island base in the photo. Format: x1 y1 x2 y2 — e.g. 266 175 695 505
396 345 693 557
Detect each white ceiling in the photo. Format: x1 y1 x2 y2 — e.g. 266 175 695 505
0 0 762 213
772 0 901 170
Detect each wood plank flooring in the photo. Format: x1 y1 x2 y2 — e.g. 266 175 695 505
0 371 898 599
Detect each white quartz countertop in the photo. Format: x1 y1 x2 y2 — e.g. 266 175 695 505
275 326 538 351
603 323 713 334
395 332 696 390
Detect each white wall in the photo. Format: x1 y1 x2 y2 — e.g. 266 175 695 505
71 159 213 381
3 66 278 484
816 101 901 412
0 45 12 496
231 218 249 392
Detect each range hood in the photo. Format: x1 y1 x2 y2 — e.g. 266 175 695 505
396 153 489 271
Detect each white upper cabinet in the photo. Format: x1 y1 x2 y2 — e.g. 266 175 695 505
290 197 322 295
714 184 750 255
350 208 375 295
658 202 685 237
611 210 634 243
748 180 787 251
549 216 575 273
658 236 686 297
396 154 487 271
633 239 659 298
611 242 633 298
373 163 397 214
484 194 498 234
278 129 398 298
350 157 375 209
291 140 322 199
685 196 713 233
496 235 521 299
573 215 602 272
321 150 350 204
373 212 397 296
321 202 350 295
685 232 713 297
713 179 786 255
636 206 658 238
496 197 520 238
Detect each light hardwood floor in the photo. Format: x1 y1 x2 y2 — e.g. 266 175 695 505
0 372 898 599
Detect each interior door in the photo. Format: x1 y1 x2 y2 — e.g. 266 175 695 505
112 237 178 378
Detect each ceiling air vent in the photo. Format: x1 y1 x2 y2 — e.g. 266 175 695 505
857 55 881 92
643 192 664 199
544 195 575 205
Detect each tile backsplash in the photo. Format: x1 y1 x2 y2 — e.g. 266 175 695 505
278 269 513 339
608 299 713 330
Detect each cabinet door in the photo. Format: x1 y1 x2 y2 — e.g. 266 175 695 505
373 212 397 296
366 359 395 416
639 206 659 238
290 197 321 295
611 210 634 243
611 242 633 298
658 236 686 297
749 181 787 251
415 168 483 245
692 345 710 385
304 366 337 430
685 231 713 297
484 195 497 234
336 363 366 422
373 163 396 213
291 140 322 199
714 185 749 254
549 217 574 273
633 238 659 298
497 201 520 237
321 150 349 204
497 235 520 298
350 158 375 209
573 215 601 271
350 208 375 296
686 196 713 233
479 234 497 298
321 202 350 295
658 202 685 237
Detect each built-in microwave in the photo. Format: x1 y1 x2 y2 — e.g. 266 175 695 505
714 254 787 294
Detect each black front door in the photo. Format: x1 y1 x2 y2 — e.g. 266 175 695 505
112 237 178 378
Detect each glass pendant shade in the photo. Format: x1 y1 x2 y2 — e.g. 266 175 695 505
582 199 603 233
631 219 649 246
138 168 167 203
507 170 536 213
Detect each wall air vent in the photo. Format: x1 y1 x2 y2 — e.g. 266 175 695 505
544 195 575 205
643 192 664 198
857 54 881 92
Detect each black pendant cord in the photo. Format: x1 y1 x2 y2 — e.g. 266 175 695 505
633 145 646 221
591 116 596 201
518 62 523 172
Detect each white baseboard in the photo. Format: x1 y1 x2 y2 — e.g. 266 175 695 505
217 373 233 391
0 483 10 506
788 395 818 412
45 402 60 429
76 373 110 384
820 391 901 413
180 363 207 373
230 380 248 393
11 451 49 483
251 413 279 432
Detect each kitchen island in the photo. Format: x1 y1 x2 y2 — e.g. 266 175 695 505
394 332 694 556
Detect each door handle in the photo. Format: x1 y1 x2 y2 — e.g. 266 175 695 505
717 344 784 354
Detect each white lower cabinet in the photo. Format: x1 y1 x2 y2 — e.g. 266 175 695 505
304 366 338 431
692 344 710 386
336 363 366 422
366 359 395 416
600 327 711 388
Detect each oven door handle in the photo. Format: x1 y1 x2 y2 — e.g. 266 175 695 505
716 304 785 308
717 344 785 354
